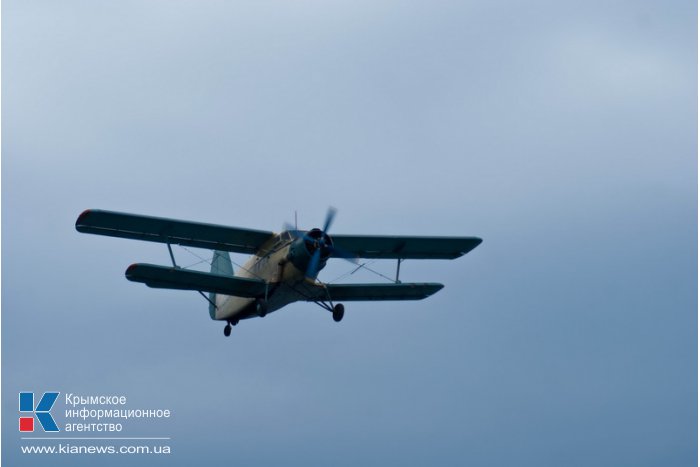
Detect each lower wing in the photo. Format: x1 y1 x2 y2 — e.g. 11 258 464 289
125 263 266 298
125 263 442 302
300 282 444 301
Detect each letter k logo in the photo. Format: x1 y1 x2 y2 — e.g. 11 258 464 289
19 392 60 432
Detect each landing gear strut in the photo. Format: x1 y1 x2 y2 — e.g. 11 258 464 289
307 285 344 323
256 299 268 318
332 303 345 322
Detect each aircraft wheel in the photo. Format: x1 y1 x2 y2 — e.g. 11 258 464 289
224 324 232 337
256 300 268 318
332 303 345 322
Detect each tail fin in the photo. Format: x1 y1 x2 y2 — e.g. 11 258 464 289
209 250 234 319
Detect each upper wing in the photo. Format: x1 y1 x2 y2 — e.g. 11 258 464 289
331 235 482 259
299 282 444 301
125 263 266 297
76 209 275 254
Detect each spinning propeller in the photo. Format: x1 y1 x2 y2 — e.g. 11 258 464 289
285 207 357 281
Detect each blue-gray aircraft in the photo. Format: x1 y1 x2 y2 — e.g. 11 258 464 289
75 208 481 336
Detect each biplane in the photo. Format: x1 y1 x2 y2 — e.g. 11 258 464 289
75 208 482 336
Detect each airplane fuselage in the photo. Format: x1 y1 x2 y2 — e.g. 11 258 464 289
213 232 323 321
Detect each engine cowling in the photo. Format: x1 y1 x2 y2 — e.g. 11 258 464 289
287 228 333 276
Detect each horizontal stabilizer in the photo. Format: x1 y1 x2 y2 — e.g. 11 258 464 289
76 209 274 254
125 263 266 298
300 282 444 301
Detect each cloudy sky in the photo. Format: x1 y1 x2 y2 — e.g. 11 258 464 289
3 1 696 465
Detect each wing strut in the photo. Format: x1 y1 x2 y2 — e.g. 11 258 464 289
167 242 178 267
165 242 217 309
198 290 217 309
395 259 403 283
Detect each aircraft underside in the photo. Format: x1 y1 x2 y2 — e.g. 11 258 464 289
217 280 346 336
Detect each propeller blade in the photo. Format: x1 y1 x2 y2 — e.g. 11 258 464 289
323 207 337 233
329 245 359 264
306 248 321 280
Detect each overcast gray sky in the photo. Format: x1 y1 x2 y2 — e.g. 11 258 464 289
3 1 697 466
